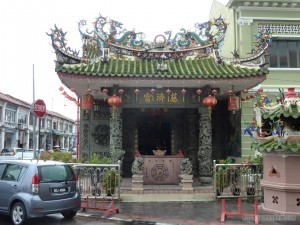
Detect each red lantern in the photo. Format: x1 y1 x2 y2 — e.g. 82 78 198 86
227 90 233 96
86 88 92 94
59 86 64 91
118 88 124 95
258 87 263 93
228 95 240 114
107 94 122 118
196 89 202 102
102 88 109 94
243 89 248 94
203 95 217 120
212 89 218 95
71 88 76 92
81 93 94 111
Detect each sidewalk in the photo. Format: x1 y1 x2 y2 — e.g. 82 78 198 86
76 199 300 225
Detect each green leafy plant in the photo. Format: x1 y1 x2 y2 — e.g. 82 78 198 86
40 151 74 163
103 169 119 195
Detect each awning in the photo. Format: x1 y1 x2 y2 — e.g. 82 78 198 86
51 129 65 136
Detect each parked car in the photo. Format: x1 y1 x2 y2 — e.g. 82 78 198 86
0 148 23 156
70 148 77 155
15 151 35 160
0 159 81 225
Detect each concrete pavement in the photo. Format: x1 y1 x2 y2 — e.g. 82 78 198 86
76 199 300 225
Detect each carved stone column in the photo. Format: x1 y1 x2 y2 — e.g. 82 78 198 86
198 107 212 183
109 107 125 164
186 111 198 174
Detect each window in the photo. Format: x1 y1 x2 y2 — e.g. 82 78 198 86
269 40 300 68
41 118 45 128
53 121 57 129
18 113 27 125
0 106 2 121
59 122 63 131
5 109 16 123
1 164 26 181
69 124 73 133
47 119 51 129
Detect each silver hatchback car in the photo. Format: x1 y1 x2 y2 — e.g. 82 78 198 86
0 160 81 225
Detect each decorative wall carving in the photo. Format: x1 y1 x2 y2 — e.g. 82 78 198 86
198 108 212 177
110 115 125 164
82 123 89 149
91 125 110 145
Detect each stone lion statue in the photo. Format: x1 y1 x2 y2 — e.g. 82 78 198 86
180 158 193 175
131 157 144 174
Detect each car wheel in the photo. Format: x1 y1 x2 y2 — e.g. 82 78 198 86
11 202 27 225
61 210 77 219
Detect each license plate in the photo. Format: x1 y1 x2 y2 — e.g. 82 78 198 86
53 188 67 193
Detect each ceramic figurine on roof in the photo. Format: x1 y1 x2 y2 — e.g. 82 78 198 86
48 14 270 68
248 88 300 154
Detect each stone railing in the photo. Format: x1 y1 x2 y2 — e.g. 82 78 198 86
71 161 121 199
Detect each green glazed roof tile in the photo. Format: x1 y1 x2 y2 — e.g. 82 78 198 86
56 57 265 79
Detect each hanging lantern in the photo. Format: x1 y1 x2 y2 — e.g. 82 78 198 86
134 88 140 102
102 88 109 101
59 86 64 92
107 94 122 118
212 89 218 96
166 88 171 102
203 95 217 120
196 89 202 102
243 89 248 94
181 88 187 102
86 88 92 94
81 93 94 111
228 95 240 114
71 88 76 92
150 88 156 101
118 88 124 100
258 87 263 93
102 88 109 94
118 88 124 95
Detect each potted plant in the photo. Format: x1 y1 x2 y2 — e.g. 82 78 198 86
103 169 119 196
216 168 230 196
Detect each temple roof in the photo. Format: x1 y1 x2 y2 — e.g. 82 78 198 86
49 14 271 97
56 57 266 79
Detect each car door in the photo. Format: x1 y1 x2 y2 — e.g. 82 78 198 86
0 163 26 213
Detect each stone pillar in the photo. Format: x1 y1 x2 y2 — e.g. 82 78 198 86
132 174 144 191
109 107 125 164
186 111 198 174
198 107 212 183
25 129 30 149
0 127 5 150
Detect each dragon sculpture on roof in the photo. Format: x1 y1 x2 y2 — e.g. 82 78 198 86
47 14 272 67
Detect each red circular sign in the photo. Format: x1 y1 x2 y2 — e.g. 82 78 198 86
32 99 46 117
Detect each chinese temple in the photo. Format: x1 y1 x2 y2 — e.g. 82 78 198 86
48 14 271 178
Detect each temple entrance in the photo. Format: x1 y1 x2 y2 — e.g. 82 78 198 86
138 120 171 155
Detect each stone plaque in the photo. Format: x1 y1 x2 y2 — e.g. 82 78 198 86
142 156 183 184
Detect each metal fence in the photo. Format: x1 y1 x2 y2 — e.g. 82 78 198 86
71 161 121 199
213 160 263 199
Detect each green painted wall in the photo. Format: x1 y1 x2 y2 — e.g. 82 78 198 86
210 0 300 159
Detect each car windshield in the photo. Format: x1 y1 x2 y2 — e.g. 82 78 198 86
38 165 75 182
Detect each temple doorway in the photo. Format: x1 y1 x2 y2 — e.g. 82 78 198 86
138 120 171 155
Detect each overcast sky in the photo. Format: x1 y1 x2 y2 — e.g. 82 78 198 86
0 0 228 120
